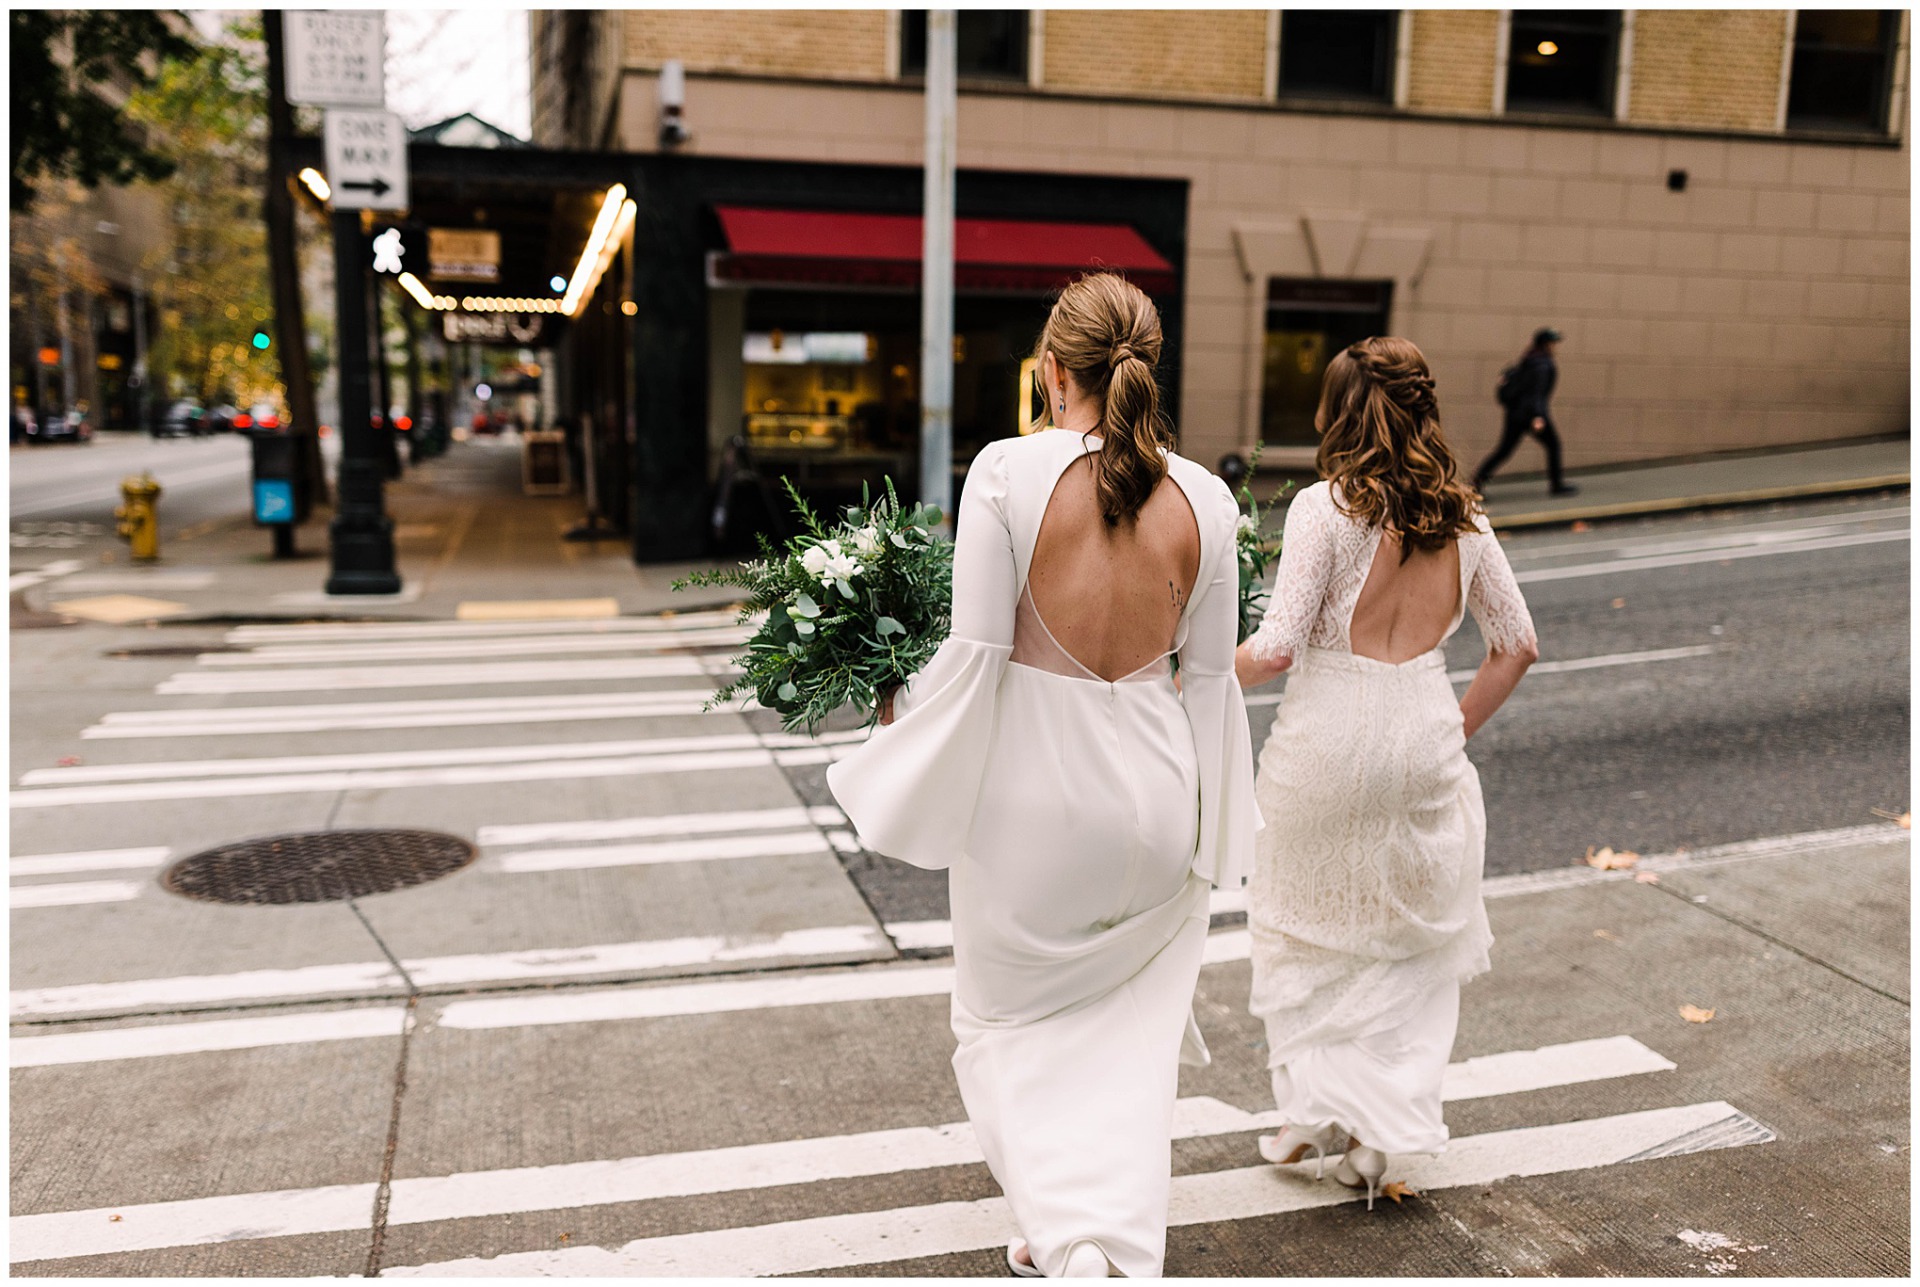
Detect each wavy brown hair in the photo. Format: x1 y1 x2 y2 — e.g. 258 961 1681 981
1314 336 1481 560
1032 273 1172 525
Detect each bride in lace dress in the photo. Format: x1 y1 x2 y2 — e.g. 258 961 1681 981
829 274 1257 1277
1234 337 1538 1207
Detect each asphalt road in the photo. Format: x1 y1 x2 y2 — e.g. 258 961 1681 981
777 493 1912 921
9 431 261 529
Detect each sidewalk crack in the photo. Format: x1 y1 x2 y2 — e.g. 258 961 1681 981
1647 883 1909 1007
363 993 418 1278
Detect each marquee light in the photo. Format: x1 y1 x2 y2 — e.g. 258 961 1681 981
560 184 630 318
396 272 437 310
297 167 331 201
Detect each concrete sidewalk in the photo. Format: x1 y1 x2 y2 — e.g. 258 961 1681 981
1476 434 1909 529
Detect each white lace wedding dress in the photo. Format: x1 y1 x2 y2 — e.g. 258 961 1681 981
829 430 1257 1277
1243 480 1536 1156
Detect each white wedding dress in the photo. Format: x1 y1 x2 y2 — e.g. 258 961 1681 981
1243 481 1536 1156
829 430 1257 1277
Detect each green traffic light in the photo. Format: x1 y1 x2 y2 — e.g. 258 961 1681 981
251 331 271 350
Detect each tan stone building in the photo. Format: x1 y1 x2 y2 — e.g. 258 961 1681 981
530 9 1909 552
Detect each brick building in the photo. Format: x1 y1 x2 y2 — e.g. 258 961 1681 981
528 9 1909 556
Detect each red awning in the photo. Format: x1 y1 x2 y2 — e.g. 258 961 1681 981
710 206 1177 295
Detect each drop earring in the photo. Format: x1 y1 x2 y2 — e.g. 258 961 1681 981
1057 389 1066 417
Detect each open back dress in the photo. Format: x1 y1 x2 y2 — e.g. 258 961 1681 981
1241 479 1536 1157
828 429 1257 1277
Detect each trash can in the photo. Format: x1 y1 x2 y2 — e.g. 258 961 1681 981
251 434 308 557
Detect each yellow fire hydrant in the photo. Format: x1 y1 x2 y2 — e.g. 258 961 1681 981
115 473 162 562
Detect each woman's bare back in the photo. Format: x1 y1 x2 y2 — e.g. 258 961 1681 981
1023 456 1202 682
1348 534 1462 664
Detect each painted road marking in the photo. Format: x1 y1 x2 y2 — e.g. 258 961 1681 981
5 1038 1679 1260
1243 645 1716 706
1513 527 1908 584
10 847 171 877
82 690 748 739
6 558 85 593
9 924 893 1019
224 609 747 645
11 1007 408 1068
195 627 752 667
10 879 144 909
155 656 714 696
495 830 833 873
14 731 866 808
380 1101 1766 1277
477 804 847 848
1503 506 1908 563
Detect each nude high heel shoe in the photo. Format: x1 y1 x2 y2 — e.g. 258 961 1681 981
1007 1238 1042 1277
1331 1145 1389 1210
1257 1123 1342 1180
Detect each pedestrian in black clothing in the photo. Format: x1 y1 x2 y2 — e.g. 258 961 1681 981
1474 327 1577 496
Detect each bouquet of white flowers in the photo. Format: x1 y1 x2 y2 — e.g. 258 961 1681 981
1233 446 1292 643
674 479 953 734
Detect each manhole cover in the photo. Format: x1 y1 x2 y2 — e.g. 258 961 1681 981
163 829 475 905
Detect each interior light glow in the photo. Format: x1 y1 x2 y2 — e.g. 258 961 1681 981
561 184 630 317
297 167 331 201
1537 40 1559 55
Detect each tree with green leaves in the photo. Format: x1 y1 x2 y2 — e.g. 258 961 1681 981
123 20 280 409
10 10 197 213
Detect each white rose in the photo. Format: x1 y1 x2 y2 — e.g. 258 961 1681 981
799 543 832 580
821 550 863 583
1236 514 1258 537
850 525 883 559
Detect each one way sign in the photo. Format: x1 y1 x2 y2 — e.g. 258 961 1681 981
323 108 409 211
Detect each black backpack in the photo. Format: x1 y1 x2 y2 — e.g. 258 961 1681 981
1495 363 1521 409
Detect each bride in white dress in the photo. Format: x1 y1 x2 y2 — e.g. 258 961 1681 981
829 274 1257 1277
1235 337 1538 1207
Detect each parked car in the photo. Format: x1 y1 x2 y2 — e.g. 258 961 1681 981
234 402 287 437
156 399 206 438
26 409 91 445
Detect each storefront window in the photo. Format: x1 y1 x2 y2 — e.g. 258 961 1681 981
1259 279 1393 448
1787 10 1901 134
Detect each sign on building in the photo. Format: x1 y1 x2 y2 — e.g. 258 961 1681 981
444 312 551 346
285 11 386 108
323 109 409 210
429 228 502 283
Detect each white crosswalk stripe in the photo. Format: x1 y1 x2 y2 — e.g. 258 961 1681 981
6 1035 1692 1264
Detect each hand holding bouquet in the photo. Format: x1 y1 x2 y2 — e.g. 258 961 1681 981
674 480 953 734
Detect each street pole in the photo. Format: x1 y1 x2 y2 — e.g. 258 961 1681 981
324 211 401 594
262 10 328 508
372 280 399 478
918 9 957 526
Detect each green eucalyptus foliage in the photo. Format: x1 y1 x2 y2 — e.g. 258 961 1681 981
674 479 953 735
1233 444 1292 643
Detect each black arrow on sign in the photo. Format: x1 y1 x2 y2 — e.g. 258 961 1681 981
340 177 392 197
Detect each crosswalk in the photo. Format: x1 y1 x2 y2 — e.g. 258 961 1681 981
7 604 1857 1274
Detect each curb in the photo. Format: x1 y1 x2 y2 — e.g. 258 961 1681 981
1488 473 1911 530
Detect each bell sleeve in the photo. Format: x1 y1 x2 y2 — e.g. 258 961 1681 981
826 443 1015 870
1177 477 1263 890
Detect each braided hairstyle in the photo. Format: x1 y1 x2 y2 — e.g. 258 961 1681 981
1032 273 1172 525
1314 336 1480 560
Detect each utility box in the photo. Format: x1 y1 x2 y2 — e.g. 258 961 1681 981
522 430 570 495
251 434 310 526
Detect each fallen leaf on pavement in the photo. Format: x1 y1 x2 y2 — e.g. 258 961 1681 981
1593 929 1621 941
56 756 80 767
1611 598 1627 609
1585 845 1641 870
1634 871 1661 884
1380 1182 1419 1203
1870 807 1911 829
109 1215 123 1222
1570 521 1592 532
1679 1005 1716 1024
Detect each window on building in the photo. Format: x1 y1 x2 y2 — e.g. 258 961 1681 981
901 10 1029 81
1260 279 1393 447
1787 10 1901 133
1277 11 1397 103
1505 10 1621 115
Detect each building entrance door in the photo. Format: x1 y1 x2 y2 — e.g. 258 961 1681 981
1259 278 1393 447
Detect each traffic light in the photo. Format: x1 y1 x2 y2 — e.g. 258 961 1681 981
252 330 272 351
